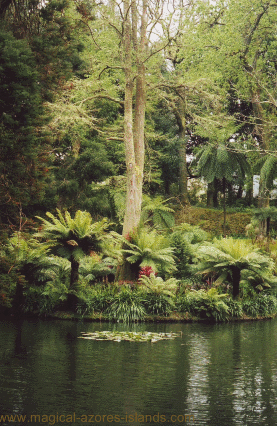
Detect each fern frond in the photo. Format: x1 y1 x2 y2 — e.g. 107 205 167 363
260 155 277 190
124 228 176 274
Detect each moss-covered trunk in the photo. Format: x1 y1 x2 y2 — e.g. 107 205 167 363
121 0 146 238
119 0 147 281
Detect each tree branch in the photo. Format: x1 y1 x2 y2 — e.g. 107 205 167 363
79 20 101 50
243 2 270 57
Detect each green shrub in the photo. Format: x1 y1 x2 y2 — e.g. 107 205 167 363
138 274 178 316
226 294 277 318
225 298 243 318
170 224 209 280
255 294 277 316
23 281 68 315
138 274 179 296
170 232 194 279
79 256 116 283
173 223 210 244
176 288 230 322
178 277 210 293
262 294 277 314
242 299 259 317
0 274 18 309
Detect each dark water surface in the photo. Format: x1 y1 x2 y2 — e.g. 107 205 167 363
1 318 277 426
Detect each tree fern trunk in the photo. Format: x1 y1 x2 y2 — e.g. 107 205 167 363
13 281 25 316
207 181 214 207
70 257 79 289
231 266 240 298
207 179 219 207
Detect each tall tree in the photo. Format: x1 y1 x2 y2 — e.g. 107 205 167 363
0 0 87 227
121 0 147 236
0 28 46 225
175 0 277 208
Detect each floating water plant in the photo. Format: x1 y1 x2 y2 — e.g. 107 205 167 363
78 331 181 343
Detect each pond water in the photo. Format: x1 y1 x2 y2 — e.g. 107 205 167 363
1 318 277 426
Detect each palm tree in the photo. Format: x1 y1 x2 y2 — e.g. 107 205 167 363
36 210 110 289
194 237 276 298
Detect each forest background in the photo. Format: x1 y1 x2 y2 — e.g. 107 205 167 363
2 0 277 321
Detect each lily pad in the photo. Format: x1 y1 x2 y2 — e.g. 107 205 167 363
78 331 182 342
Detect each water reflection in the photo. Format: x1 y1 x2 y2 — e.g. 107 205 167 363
1 319 277 425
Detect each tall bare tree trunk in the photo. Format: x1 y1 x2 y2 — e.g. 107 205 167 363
122 26 137 236
118 0 147 280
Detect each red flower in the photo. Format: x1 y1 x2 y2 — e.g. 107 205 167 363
139 266 156 278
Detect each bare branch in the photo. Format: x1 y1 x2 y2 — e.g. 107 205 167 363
107 136 124 141
98 65 124 79
79 20 101 50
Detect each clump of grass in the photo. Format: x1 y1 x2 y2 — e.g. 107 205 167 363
76 284 116 315
107 286 146 322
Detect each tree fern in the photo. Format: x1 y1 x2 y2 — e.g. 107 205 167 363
194 237 277 297
36 210 111 288
197 143 250 183
123 228 176 276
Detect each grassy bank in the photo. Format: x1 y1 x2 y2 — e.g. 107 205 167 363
17 284 277 323
176 206 252 237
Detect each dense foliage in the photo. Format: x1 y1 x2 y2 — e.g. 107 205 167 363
2 0 277 321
